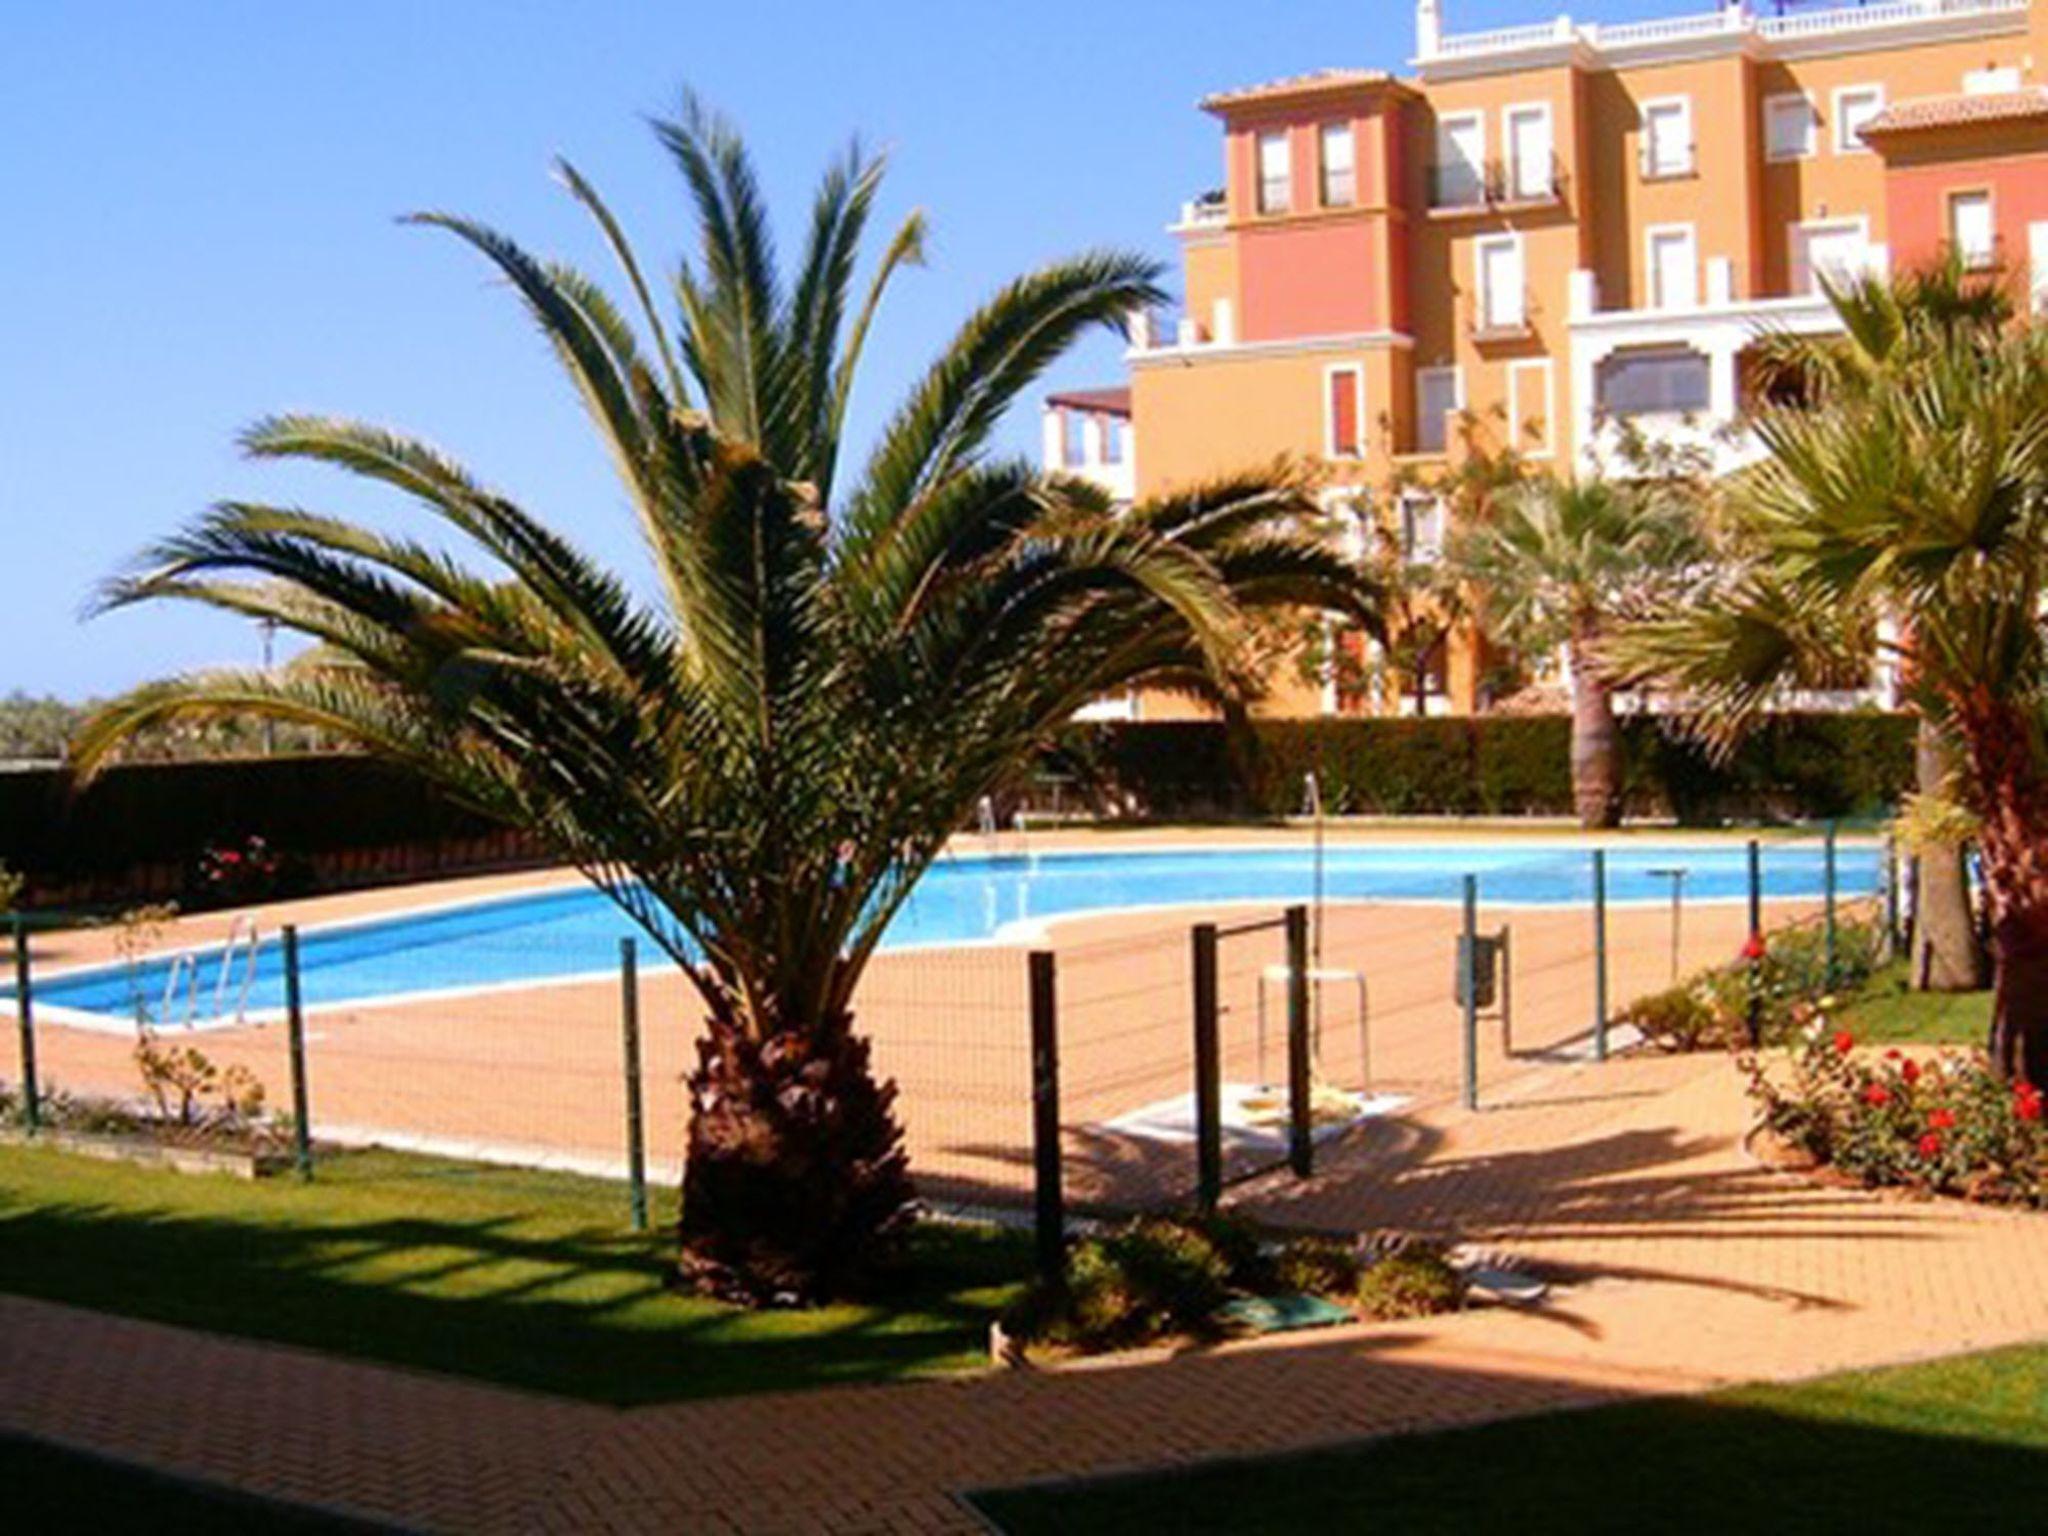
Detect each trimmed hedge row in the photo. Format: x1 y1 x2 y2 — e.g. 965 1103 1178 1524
0 756 539 909
1054 713 1915 823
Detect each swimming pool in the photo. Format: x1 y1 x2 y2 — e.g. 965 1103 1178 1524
20 841 1880 1030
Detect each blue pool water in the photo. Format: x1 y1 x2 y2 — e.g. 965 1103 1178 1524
20 842 1879 1027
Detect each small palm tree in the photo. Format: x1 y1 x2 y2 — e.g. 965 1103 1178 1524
1746 257 2012 994
1612 318 2048 1083
74 101 1382 1302
1455 474 1703 827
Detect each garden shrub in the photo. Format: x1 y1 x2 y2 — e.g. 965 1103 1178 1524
1013 1215 1238 1351
1355 1246 1464 1320
1747 1010 2048 1205
1618 914 1888 1052
1268 1233 1362 1298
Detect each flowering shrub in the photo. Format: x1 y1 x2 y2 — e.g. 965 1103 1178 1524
1619 915 1886 1053
1745 1005 2048 1205
185 835 302 910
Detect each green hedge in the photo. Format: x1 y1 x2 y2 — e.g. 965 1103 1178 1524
0 756 535 909
1054 713 1915 823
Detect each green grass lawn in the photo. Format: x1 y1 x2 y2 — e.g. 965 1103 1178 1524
1838 960 1992 1047
0 1143 1025 1406
972 1343 2048 1534
6 1433 392 1534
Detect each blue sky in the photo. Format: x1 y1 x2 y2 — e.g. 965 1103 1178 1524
2 0 1674 698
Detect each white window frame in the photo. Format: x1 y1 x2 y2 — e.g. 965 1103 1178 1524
1963 65 2022 96
1322 363 1366 459
1398 489 1448 564
1414 365 1463 454
1435 110 1487 207
1640 95 1694 179
1832 84 1885 155
1256 130 1292 215
2030 221 2048 316
1645 222 1700 311
1949 188 1996 270
1790 215 1871 296
1475 233 1526 333
1318 121 1356 208
1502 101 1554 202
1506 359 1555 458
1765 92 1819 162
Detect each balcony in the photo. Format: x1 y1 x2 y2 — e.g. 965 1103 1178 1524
1171 189 1227 234
1419 0 2028 72
1427 157 1566 215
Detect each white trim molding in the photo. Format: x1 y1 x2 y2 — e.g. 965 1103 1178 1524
1831 83 1886 154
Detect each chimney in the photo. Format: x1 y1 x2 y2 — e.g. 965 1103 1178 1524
1417 0 1442 58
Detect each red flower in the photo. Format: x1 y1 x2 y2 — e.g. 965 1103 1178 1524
1741 932 1767 963
1884 1049 1902 1060
1927 1109 1957 1132
2016 1086 2043 1123
1862 1083 1891 1108
1832 1030 1856 1056
1918 1132 1944 1159
1901 1060 1922 1086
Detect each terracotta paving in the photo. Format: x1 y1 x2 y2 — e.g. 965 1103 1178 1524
11 1044 2048 1534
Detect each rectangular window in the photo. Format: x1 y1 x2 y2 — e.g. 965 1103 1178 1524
1951 191 1996 269
1399 492 1446 563
1319 122 1356 208
1476 235 1525 332
1415 367 1461 454
1504 103 1553 200
1791 220 1868 296
1641 98 1693 178
1061 410 1089 467
1834 85 1884 154
1507 359 1554 456
1597 347 1711 418
2031 221 2048 316
1325 366 1364 458
1101 416 1127 465
1257 131 1291 214
1434 112 1485 207
1648 225 1699 310
1766 94 1818 161
1964 65 2022 95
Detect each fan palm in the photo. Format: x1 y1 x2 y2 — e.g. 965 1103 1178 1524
1454 474 1704 827
1746 258 2012 993
73 100 1383 1302
1612 319 2048 1083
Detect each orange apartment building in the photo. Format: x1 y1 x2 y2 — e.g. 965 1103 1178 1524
1044 0 2048 720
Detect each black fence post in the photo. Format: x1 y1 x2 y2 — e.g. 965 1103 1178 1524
620 937 648 1233
1461 876 1480 1112
282 925 312 1179
1027 949 1065 1286
1884 836 1903 960
1285 904 1313 1180
1591 850 1609 1063
1191 922 1222 1213
12 916 39 1133
1747 839 1765 1050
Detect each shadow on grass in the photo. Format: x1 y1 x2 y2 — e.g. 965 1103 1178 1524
0 1148 1027 1407
970 1368 2048 1535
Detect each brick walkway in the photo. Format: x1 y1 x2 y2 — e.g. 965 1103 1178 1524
10 1046 2048 1533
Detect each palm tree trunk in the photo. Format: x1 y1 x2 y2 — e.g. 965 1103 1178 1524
1988 898 2048 1087
1912 721 1988 991
1567 627 1622 829
1953 693 2048 1084
677 984 914 1304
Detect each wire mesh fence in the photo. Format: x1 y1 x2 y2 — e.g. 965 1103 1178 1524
0 827 1914 1265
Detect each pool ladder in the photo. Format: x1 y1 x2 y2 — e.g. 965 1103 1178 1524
159 915 262 1027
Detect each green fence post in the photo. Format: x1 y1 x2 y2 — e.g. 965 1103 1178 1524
12 916 39 1134
620 937 648 1233
1191 922 1222 1212
1285 904 1313 1179
1461 875 1480 1112
1591 850 1609 1063
1027 949 1065 1286
1884 836 1903 960
282 925 312 1179
1747 839 1765 1050
1824 821 1840 992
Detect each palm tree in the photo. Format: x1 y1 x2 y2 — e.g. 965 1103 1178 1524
1746 259 2008 994
72 101 1382 1302
1455 474 1703 827
1612 320 2048 1083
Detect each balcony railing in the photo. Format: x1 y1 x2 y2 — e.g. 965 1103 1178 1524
1175 189 1227 229
1428 157 1567 212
